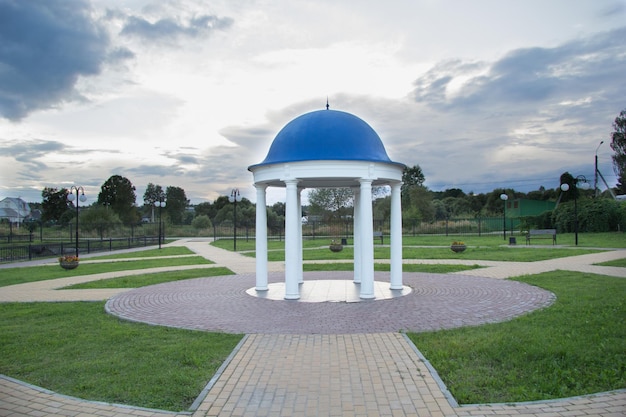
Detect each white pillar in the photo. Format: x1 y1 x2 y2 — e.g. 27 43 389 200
353 187 361 283
297 187 304 284
255 184 268 291
390 182 403 289
359 179 375 299
284 179 300 299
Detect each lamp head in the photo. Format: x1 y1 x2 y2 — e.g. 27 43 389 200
560 183 570 192
500 194 508 201
67 193 76 202
79 194 87 203
230 188 242 202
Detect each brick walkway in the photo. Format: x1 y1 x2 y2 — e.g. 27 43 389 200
105 271 555 334
1 239 625 416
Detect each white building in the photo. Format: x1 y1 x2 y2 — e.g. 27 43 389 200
0 197 31 224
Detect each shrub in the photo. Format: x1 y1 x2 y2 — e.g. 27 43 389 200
554 199 624 233
191 214 212 230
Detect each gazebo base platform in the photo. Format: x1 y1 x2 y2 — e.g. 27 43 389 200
246 280 412 303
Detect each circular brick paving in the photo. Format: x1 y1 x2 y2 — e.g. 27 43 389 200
105 272 554 334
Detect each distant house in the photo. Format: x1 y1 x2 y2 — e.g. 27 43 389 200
0 197 31 224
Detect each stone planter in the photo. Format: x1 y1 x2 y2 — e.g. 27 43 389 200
450 244 467 253
329 244 343 253
60 261 79 270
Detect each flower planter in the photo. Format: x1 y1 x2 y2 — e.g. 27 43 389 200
450 244 467 253
60 261 79 270
329 244 343 252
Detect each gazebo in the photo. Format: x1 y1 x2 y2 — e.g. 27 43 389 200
248 108 405 300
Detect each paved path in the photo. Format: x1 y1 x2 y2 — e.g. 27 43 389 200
1 239 625 416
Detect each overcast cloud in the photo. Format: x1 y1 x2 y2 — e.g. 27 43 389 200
0 0 625 205
0 0 131 120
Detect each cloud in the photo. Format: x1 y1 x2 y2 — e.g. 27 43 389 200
0 139 65 170
0 0 130 121
413 27 626 111
120 13 233 42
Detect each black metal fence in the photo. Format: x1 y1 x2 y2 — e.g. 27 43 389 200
211 216 513 241
1 216 513 263
0 236 161 263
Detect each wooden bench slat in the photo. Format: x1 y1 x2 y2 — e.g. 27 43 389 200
526 229 556 245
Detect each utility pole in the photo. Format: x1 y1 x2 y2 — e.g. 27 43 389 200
595 140 603 197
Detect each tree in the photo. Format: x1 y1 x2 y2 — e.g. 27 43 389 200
213 197 254 226
403 185 435 222
558 172 577 202
97 175 138 224
271 202 286 217
191 214 212 230
401 164 425 195
165 186 190 224
143 183 164 222
79 205 123 239
194 202 214 219
307 188 353 220
610 109 626 194
41 187 71 223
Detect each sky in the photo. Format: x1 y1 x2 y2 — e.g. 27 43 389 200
1 0 625 206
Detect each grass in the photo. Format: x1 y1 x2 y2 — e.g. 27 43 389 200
0 302 242 411
87 246 195 259
240 246 603 262
408 271 626 404
598 258 626 268
303 262 483 273
64 267 234 289
212 232 626 251
1 236 624 409
0 256 213 288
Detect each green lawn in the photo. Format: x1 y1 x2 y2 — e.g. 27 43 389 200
0 256 213 288
409 271 626 404
304 262 483 274
87 246 195 259
598 258 626 268
212 232 626 251
0 302 242 411
64 267 234 289
239 245 603 262
1 237 624 410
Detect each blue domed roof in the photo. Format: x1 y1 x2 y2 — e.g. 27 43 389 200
252 109 393 167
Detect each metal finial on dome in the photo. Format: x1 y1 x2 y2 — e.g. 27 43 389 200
326 97 329 110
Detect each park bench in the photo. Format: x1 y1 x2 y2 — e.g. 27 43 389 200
525 229 556 245
373 231 384 244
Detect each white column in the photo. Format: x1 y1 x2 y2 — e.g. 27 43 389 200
297 187 304 284
284 179 300 300
390 181 403 289
353 187 361 283
255 184 268 291
359 179 375 299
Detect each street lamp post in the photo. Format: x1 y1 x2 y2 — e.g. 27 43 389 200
500 193 508 240
155 198 166 249
229 189 242 251
594 140 604 197
67 186 87 257
560 175 590 246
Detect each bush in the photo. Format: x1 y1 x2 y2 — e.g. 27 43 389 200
519 211 554 231
554 198 624 233
191 215 212 230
